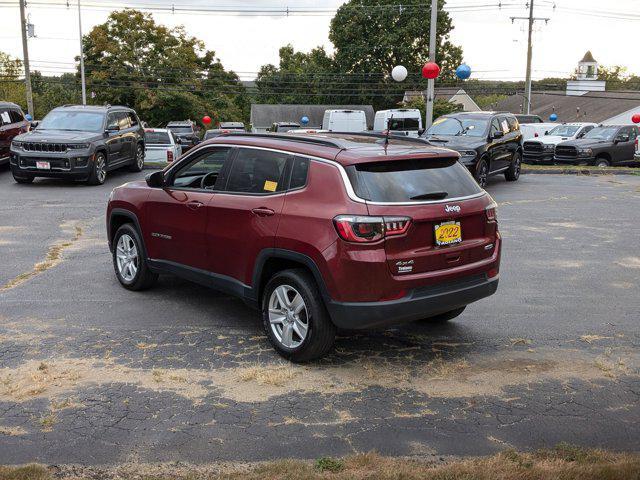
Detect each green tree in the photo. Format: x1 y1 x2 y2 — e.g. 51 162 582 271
81 9 246 126
0 51 26 109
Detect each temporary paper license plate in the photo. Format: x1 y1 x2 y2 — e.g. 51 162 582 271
434 221 462 246
36 161 50 170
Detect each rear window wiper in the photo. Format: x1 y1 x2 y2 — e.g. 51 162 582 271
410 191 448 200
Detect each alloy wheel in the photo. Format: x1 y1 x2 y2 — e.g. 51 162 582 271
137 145 144 169
96 155 106 183
477 162 488 188
514 155 521 179
116 233 138 282
268 284 309 349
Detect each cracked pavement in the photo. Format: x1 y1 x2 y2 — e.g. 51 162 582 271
0 165 639 466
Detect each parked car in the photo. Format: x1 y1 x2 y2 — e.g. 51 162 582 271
0 102 30 166
287 129 330 134
10 105 145 185
554 125 639 167
322 110 367 132
107 132 501 361
374 109 422 137
144 128 180 164
166 120 199 152
523 122 598 164
515 114 543 124
519 122 558 143
203 122 246 140
424 112 522 187
270 122 301 133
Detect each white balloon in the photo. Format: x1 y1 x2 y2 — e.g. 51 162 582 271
392 65 408 82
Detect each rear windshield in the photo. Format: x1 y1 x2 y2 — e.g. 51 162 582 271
346 158 483 202
388 117 420 131
146 131 172 144
168 126 193 133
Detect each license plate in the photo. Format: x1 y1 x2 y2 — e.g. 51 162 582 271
36 161 50 170
434 221 462 246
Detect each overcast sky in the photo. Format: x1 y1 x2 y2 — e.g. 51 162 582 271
1 0 638 81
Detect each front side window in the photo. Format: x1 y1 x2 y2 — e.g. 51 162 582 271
226 148 289 194
506 116 519 132
549 125 580 137
40 110 104 132
128 112 138 126
9 109 24 123
172 147 231 190
117 112 131 130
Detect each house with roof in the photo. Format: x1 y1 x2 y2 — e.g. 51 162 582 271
250 104 375 132
493 52 640 124
403 88 481 112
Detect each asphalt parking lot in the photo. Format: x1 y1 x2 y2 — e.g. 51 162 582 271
0 166 639 466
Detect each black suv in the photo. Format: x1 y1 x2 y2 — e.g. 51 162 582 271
10 105 145 185
167 120 200 152
554 125 639 167
423 112 523 187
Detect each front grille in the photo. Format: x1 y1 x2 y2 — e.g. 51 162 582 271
555 145 578 158
23 142 68 153
523 141 543 154
20 157 71 170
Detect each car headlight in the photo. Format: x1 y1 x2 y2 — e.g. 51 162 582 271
458 150 477 158
577 148 593 156
68 143 90 150
11 140 23 149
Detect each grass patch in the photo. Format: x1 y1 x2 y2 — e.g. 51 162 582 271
237 364 297 386
522 163 638 173
2 447 639 479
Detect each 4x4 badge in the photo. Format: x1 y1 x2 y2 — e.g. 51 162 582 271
444 205 461 213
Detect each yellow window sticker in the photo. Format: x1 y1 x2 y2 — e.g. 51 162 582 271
264 180 278 192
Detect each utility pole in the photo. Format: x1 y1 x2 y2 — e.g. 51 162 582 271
511 2 549 114
425 0 438 129
18 0 34 117
77 0 87 105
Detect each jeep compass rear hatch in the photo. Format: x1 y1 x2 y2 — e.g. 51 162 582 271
345 157 497 277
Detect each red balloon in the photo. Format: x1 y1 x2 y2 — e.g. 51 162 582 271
202 115 212 125
422 62 440 79
632 113 640 124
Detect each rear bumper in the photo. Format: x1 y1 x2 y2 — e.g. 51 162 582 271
326 273 499 329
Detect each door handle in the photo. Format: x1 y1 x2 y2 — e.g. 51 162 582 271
186 200 204 210
252 207 275 217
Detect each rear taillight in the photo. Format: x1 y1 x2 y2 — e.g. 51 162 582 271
333 215 411 243
485 203 497 222
167 150 174 162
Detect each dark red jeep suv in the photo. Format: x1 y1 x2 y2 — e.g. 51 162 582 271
107 133 501 361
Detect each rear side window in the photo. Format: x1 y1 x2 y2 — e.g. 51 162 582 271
0 109 11 125
226 148 288 194
290 157 309 189
346 158 482 203
9 109 24 123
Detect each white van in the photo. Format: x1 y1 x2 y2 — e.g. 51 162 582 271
374 109 422 137
322 110 367 132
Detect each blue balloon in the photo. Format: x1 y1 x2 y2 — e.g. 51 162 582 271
25 113 33 121
301 116 309 125
549 113 558 121
455 64 471 80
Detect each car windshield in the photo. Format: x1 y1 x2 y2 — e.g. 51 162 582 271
168 126 193 134
38 111 104 132
146 131 172 144
584 127 617 141
346 157 482 202
548 125 580 137
426 117 488 137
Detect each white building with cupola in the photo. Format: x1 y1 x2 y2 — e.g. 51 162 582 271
566 51 606 96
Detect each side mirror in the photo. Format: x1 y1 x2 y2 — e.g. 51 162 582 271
492 130 504 140
145 170 165 188
544 131 549 135
418 128 425 136
30 121 39 129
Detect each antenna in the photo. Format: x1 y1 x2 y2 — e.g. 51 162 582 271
385 114 393 146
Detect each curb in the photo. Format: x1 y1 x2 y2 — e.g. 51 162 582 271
522 167 639 176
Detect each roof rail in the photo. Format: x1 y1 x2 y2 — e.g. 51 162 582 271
326 131 431 146
219 132 345 149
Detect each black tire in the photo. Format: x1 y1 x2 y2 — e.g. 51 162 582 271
112 223 158 291
87 152 107 185
505 151 522 181
595 157 610 168
262 268 336 362
12 173 34 184
475 158 489 188
420 306 466 323
129 143 145 172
